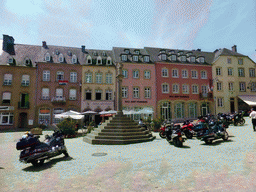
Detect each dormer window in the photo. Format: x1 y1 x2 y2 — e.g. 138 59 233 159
25 59 32 67
102 51 107 56
161 54 166 61
121 55 127 61
124 49 130 54
93 51 98 56
159 49 166 54
144 56 149 62
178 51 183 56
72 55 77 64
186 52 192 56
133 55 138 62
170 55 177 61
97 56 102 65
55 50 60 55
59 54 64 63
169 50 175 54
199 57 205 63
8 57 13 64
134 50 140 54
45 53 51 62
87 56 92 64
180 56 186 62
190 56 195 62
106 57 112 65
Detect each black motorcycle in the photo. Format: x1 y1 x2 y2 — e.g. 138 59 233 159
17 131 69 166
165 124 186 147
196 122 229 144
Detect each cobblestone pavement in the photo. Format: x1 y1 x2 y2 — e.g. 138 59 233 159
1 117 256 191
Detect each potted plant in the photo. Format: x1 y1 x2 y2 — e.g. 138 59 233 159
57 118 77 138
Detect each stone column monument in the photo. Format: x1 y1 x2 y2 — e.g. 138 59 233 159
83 63 155 145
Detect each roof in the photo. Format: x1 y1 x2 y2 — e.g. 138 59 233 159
144 47 215 65
213 48 246 63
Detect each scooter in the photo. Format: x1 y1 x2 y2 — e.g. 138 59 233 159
165 125 186 147
17 131 69 166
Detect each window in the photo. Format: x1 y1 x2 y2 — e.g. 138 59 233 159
161 102 171 120
162 83 169 93
106 73 112 84
38 108 50 125
144 87 151 98
97 56 102 65
3 74 12 85
228 68 233 76
69 89 76 100
96 73 102 84
144 71 151 79
0 112 14 125
201 85 208 97
107 57 112 65
59 53 64 63
122 70 128 78
87 56 92 64
45 53 51 62
180 56 186 62
42 88 49 99
238 68 245 77
217 82 222 91
190 56 195 62
238 58 243 65
53 108 64 124
162 68 168 77
171 55 177 61
2 92 11 104
188 103 197 118
239 82 246 92
144 56 149 62
72 55 77 64
201 71 207 79
172 84 179 93
182 84 189 94
249 68 255 77
216 68 221 76
175 103 184 119
95 90 102 100
192 85 198 94
161 54 166 60
43 70 50 81
134 50 140 54
251 82 256 92
217 98 224 107
182 69 188 78
85 72 92 83
121 55 127 61
124 49 130 54
106 90 112 100
122 87 128 98
172 69 179 78
199 57 205 63
8 57 13 64
70 72 77 83
133 87 139 98
229 82 234 91
85 90 92 100
191 70 198 79
55 88 64 100
133 55 138 62
133 70 139 79
56 71 64 81
227 58 231 64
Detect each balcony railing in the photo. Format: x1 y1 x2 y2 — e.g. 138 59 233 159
51 97 66 104
18 102 30 109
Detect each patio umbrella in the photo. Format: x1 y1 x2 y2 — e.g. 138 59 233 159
54 110 84 120
81 110 97 115
106 110 117 114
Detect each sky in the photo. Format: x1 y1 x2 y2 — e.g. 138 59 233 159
0 0 255 61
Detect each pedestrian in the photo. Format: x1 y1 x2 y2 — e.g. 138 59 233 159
249 107 256 131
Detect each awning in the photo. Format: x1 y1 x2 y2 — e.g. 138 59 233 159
238 95 256 106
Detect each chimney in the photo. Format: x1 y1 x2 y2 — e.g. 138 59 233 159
197 48 201 52
232 45 237 52
2 34 15 55
42 41 47 48
81 45 86 53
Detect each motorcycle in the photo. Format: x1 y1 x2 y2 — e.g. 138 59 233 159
233 112 245 126
17 131 69 166
165 124 186 147
196 122 229 144
181 120 194 139
159 121 180 138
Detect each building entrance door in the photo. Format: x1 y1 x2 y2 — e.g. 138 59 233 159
230 97 235 113
19 112 27 128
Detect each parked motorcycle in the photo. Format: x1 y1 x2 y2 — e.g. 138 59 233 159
196 122 229 144
181 120 194 139
233 112 245 126
165 124 186 147
17 131 69 166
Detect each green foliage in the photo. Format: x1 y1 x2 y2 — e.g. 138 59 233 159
152 118 163 131
57 118 76 135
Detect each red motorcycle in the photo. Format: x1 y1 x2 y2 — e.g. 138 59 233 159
181 120 194 139
159 121 180 139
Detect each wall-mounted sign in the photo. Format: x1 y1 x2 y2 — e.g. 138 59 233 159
169 95 189 98
125 101 148 103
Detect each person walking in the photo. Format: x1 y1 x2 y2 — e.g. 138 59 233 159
249 108 256 131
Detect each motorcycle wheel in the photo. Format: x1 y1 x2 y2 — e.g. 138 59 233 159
234 121 238 126
222 131 229 141
173 138 183 147
31 159 45 167
185 131 193 139
159 131 166 138
238 119 245 126
63 151 69 157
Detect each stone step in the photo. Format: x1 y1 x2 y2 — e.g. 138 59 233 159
100 128 145 132
94 135 152 140
83 136 156 145
98 131 150 136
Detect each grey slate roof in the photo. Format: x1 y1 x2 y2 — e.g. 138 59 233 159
213 48 246 63
144 47 215 65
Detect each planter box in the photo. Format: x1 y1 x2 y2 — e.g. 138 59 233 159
30 128 43 135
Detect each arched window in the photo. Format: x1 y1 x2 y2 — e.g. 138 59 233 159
188 102 197 118
72 55 77 64
160 102 171 120
59 53 64 63
97 56 102 65
87 56 92 64
174 103 184 119
106 57 112 65
45 53 51 62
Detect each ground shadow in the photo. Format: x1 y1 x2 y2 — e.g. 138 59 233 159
200 139 234 146
22 156 73 172
0 167 4 169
